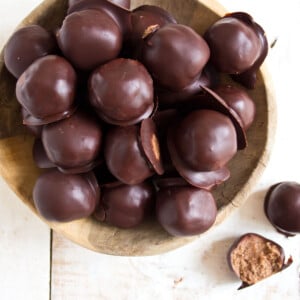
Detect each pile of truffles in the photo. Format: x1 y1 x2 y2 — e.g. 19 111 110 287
4 0 268 236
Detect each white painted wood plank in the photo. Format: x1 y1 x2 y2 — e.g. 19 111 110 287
0 1 51 300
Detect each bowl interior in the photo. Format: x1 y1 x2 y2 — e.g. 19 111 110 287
0 0 274 255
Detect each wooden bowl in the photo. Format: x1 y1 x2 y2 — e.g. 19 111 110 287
0 0 276 256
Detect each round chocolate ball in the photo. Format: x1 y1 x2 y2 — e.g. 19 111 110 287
156 186 217 236
4 25 56 78
57 9 122 70
171 110 237 171
141 23 210 91
16 55 76 125
204 15 261 74
265 182 300 235
42 110 102 173
94 181 154 228
89 58 154 125
33 169 99 222
214 85 256 130
104 125 154 185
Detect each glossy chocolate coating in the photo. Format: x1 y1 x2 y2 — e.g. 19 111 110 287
214 85 256 130
67 0 131 36
227 233 292 289
156 186 217 236
204 13 261 74
42 110 102 173
170 110 237 172
21 107 43 137
104 125 154 185
4 25 56 78
57 9 122 70
264 182 300 235
32 139 55 169
89 58 154 125
16 55 77 125
33 169 100 222
141 23 210 91
94 181 154 228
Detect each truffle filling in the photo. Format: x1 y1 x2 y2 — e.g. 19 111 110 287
230 235 283 284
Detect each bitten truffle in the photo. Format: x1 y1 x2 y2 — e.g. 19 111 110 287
264 182 300 236
228 233 293 289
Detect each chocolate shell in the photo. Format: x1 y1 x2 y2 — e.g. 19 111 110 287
4 25 56 78
264 182 300 236
69 0 131 9
156 186 217 236
57 9 122 70
16 55 77 125
33 169 100 222
228 233 293 289
94 181 154 228
21 107 43 137
89 58 154 126
141 23 210 91
42 110 102 174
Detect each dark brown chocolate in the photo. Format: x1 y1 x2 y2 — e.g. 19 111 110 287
42 110 102 173
32 139 55 169
104 125 154 185
94 181 154 228
21 107 43 137
16 55 77 125
89 58 154 125
33 169 100 222
57 9 122 70
156 186 217 236
264 182 300 236
213 85 256 130
69 0 131 9
228 233 293 289
141 23 210 91
204 12 263 74
4 25 56 78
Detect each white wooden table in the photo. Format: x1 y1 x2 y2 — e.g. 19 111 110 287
1 1 300 299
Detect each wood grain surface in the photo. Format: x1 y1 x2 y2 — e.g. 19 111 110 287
0 0 276 255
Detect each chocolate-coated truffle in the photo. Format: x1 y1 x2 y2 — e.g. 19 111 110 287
228 233 293 289
69 0 130 8
214 85 256 130
32 139 55 169
4 25 56 78
16 55 77 125
42 110 102 173
89 58 154 125
141 23 210 91
21 107 43 137
156 186 217 236
33 169 100 222
57 9 122 70
104 125 154 184
264 182 300 236
169 110 237 172
204 13 262 74
94 181 154 228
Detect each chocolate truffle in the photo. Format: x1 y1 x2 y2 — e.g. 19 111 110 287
57 9 122 70
169 110 237 172
94 181 154 228
21 107 43 137
89 58 154 125
264 182 300 236
228 233 293 289
214 85 256 130
104 121 162 185
4 25 56 78
16 55 77 125
204 13 263 74
32 139 55 169
141 23 210 91
42 110 102 173
69 0 131 8
156 186 217 236
33 169 99 222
